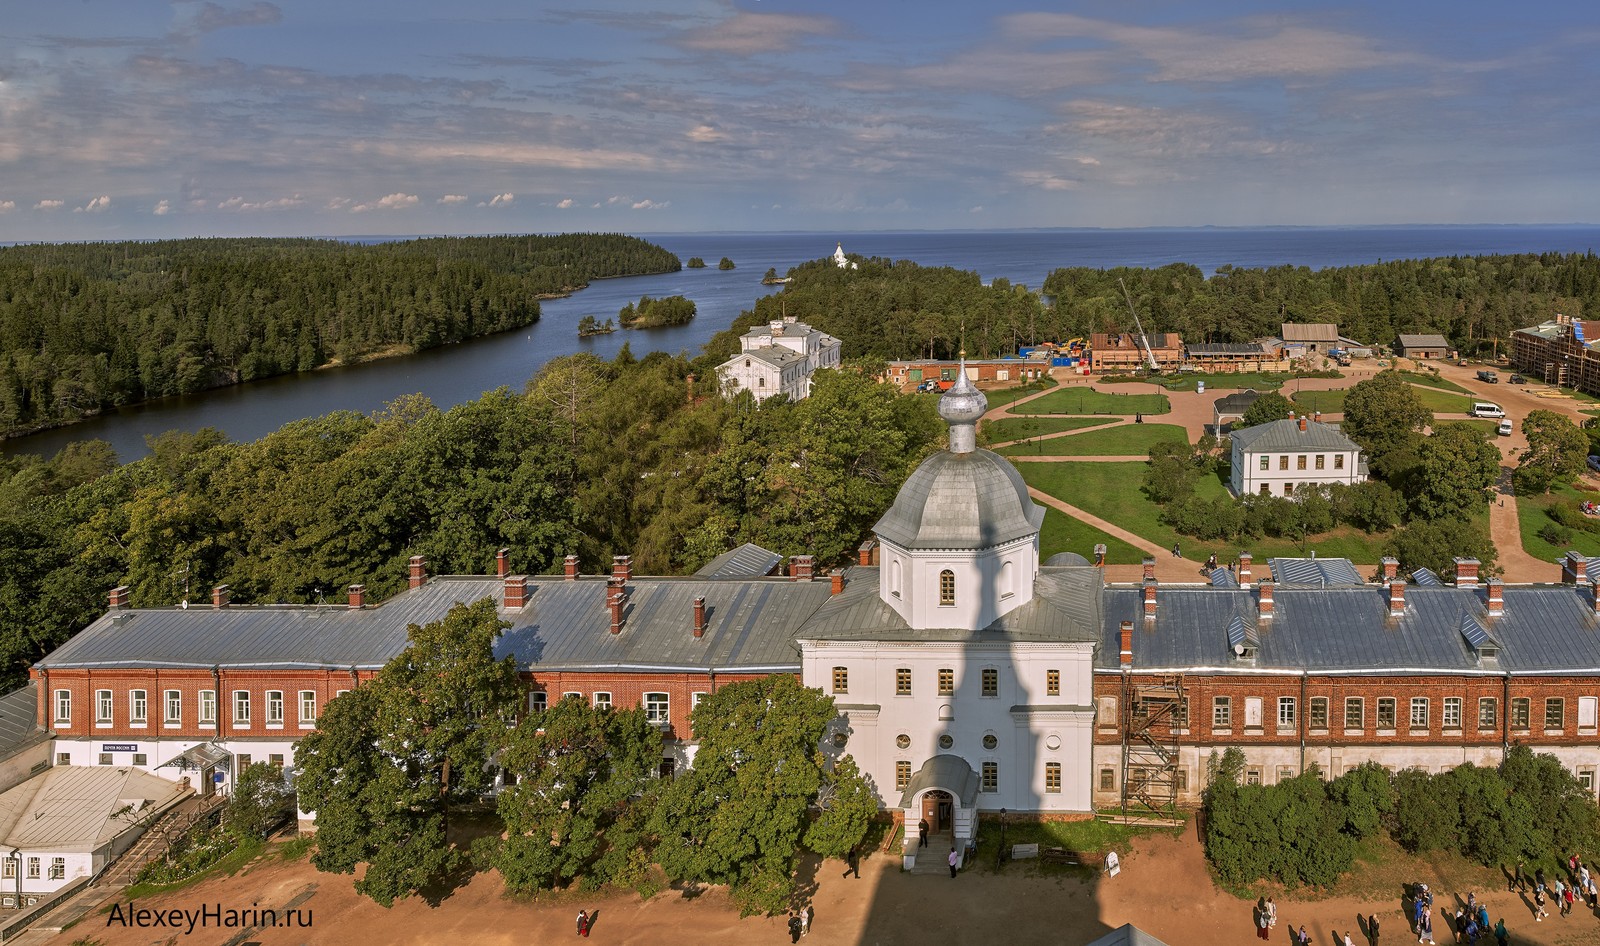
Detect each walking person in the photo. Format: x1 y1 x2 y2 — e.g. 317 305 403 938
1255 900 1270 940
844 847 860 879
1563 882 1575 916
1453 907 1465 943
576 910 588 938
1172 541 1181 558
1492 919 1507 946
1511 860 1525 893
918 818 929 848
1368 912 1380 946
800 904 812 937
1418 908 1435 944
1534 885 1548 921
947 847 958 879
1266 896 1277 931
1296 924 1310 945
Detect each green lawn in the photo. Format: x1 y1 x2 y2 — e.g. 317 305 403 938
1289 388 1349 414
1396 369 1470 393
1516 479 1600 561
1038 506 1145 565
1411 387 1479 414
1020 461 1395 563
999 423 1188 457
980 416 1114 444
1014 387 1171 416
982 377 1058 409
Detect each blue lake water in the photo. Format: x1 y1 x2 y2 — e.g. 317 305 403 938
6 226 1597 461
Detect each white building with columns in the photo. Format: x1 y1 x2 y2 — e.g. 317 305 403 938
797 367 1102 868
715 315 841 403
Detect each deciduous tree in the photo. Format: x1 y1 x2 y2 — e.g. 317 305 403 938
1516 409 1589 494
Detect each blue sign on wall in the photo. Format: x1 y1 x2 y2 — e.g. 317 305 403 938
101 743 138 752
213 771 225 784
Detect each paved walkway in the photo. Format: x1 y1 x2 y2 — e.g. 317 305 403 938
1025 487 1210 581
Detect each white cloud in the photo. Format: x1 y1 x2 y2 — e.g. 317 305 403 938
556 198 574 209
631 199 668 210
606 196 626 205
0 201 15 214
325 197 352 210
970 205 984 213
153 199 170 215
35 200 64 211
478 193 514 208
436 194 467 204
217 194 305 211
350 192 419 213
73 196 111 213
688 125 726 143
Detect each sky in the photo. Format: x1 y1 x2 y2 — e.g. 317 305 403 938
3 0 1598 241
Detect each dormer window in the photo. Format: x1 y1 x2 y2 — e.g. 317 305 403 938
939 569 955 607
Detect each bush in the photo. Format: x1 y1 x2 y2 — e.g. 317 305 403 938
227 762 295 841
1539 522 1575 546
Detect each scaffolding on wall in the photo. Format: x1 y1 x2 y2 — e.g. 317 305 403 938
1119 674 1185 816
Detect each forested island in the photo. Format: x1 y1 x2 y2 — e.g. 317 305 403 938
619 294 696 329
576 315 617 336
0 234 680 438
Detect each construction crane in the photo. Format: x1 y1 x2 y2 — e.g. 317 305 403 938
1117 278 1160 374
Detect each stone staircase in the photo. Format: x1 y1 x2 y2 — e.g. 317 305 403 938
98 791 225 887
907 832 957 875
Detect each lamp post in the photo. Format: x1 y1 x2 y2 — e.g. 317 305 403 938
996 808 1009 870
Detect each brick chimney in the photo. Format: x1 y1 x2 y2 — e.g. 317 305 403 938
1313 410 1322 424
1485 577 1504 617
347 584 366 609
1563 550 1589 585
791 555 815 582
612 555 632 584
1238 553 1253 587
1380 556 1399 584
408 555 427 589
1142 556 1156 581
1142 579 1158 621
564 554 579 581
1388 579 1406 617
692 596 707 638
1298 415 1308 432
830 571 845 595
496 548 511 579
1119 620 1134 666
211 584 230 610
504 575 528 609
108 586 130 610
1453 557 1480 589
1257 579 1275 622
858 539 878 567
1592 581 1600 617
609 589 626 634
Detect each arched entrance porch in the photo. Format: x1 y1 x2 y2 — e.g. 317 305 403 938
898 755 979 871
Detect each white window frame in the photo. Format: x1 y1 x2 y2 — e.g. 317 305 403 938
53 689 70 726
25 858 38 880
1409 697 1429 729
198 689 216 726
95 689 113 725
1212 696 1231 729
1 859 12 880
129 689 147 726
265 690 284 727
233 690 251 726
1442 697 1462 730
644 692 670 725
299 690 317 727
528 691 547 713
1244 696 1263 728
48 857 64 881
1580 696 1598 731
691 691 709 710
980 760 999 793
1276 696 1296 729
593 692 612 710
164 689 181 726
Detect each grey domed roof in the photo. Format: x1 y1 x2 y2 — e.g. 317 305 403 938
874 448 1045 550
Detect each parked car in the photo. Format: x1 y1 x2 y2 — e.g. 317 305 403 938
1588 455 1600 473
1509 374 1526 384
1498 419 1514 436
1469 402 1506 419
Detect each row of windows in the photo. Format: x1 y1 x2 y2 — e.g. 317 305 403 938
889 566 1019 605
833 667 1044 697
1210 695 1599 731
0 856 63 881
527 690 703 724
1099 765 1600 796
894 759 1019 793
1099 767 1191 792
1260 454 1346 472
54 689 327 727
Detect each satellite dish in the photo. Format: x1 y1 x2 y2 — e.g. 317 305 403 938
1232 642 1244 656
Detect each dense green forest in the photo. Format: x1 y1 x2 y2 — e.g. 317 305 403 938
0 354 939 688
0 234 680 436
619 294 696 329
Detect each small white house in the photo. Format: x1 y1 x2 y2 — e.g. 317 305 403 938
1230 416 1366 498
716 316 841 403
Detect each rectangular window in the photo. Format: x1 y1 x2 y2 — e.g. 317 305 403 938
938 668 954 695
129 689 147 724
1278 455 1289 471
896 668 912 696
1175 697 1189 728
529 690 547 713
831 667 848 694
1277 697 1297 728
691 691 708 710
269 753 284 768
592 692 612 710
199 690 216 725
1580 696 1598 729
1581 770 1596 795
1 859 11 879
1259 483 1270 496
1099 768 1115 791
55 752 69 766
1244 697 1263 728
1512 697 1530 729
1315 455 1325 470
132 753 147 766
1245 769 1262 786
1213 696 1232 728
1277 766 1296 783
164 690 180 724
1478 697 1498 729
54 690 70 724
896 761 912 791
26 858 38 880
1334 455 1345 470
233 690 251 724
299 690 317 725
1310 697 1328 729
981 761 998 793
1409 697 1429 729
562 691 582 702
1046 669 1060 697
1377 697 1396 729
1259 455 1269 471
645 693 669 724
1545 697 1565 730
1045 762 1061 793
1443 697 1462 729
1345 697 1364 729
96 689 112 724
981 668 998 697
1297 455 1307 471
266 691 284 725
48 857 64 880
236 754 252 776
98 753 111 765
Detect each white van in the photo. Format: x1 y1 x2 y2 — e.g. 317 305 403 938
1498 419 1514 436
1470 402 1505 419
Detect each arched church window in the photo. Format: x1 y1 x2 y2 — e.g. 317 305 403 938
890 559 902 599
938 569 955 607
1000 560 1014 599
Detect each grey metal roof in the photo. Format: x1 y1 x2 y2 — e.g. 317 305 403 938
898 754 979 808
873 448 1044 550
1229 418 1360 453
0 685 43 761
0 766 188 853
742 347 804 368
1397 334 1449 349
1213 390 1262 414
1086 925 1174 946
1044 552 1091 567
798 567 1103 642
1209 568 1238 588
1411 567 1444 587
693 543 783 579
1268 557 1365 588
1458 612 1498 657
1281 323 1340 342
1099 584 1600 673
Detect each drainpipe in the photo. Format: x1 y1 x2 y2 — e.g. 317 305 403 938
1503 673 1512 760
38 669 47 732
1299 673 1308 774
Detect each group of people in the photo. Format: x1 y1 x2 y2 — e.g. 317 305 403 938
1410 884 1510 945
1511 855 1599 922
787 904 813 941
1253 897 1318 944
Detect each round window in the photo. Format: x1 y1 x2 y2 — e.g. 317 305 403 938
938 734 954 750
896 733 911 749
1045 734 1062 751
982 734 998 750
831 732 848 748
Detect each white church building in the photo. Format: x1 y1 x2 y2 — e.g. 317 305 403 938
715 315 842 403
798 368 1101 867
